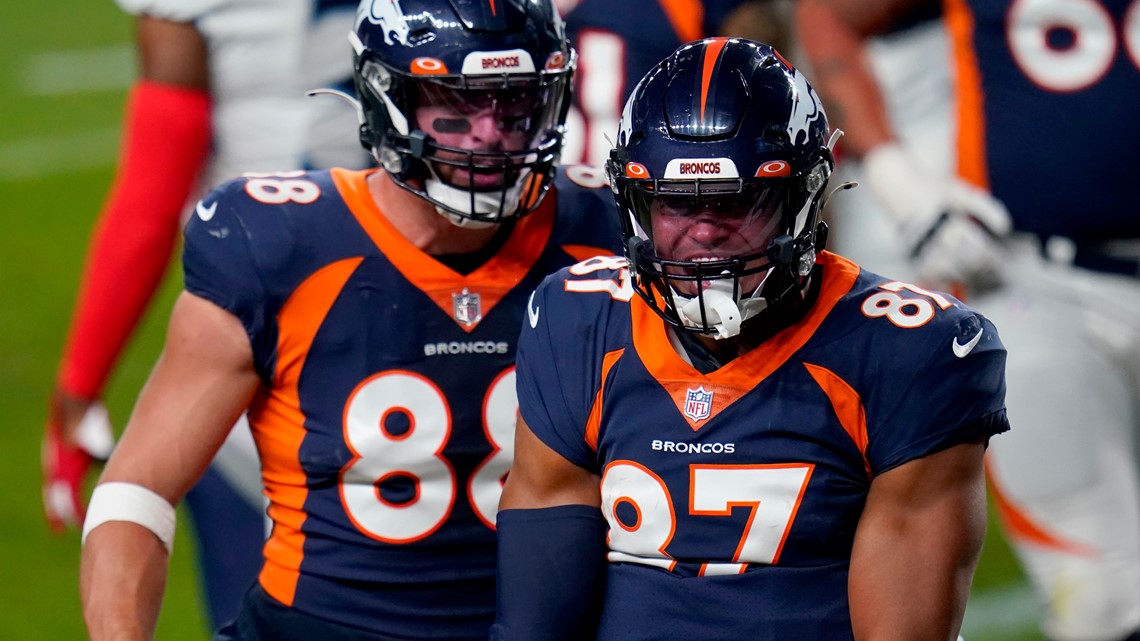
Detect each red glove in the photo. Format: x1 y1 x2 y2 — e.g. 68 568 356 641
42 395 115 533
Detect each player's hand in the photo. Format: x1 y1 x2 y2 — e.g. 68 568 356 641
863 142 1012 293
42 391 116 533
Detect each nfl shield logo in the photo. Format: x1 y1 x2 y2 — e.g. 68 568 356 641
452 288 482 326
683 386 714 422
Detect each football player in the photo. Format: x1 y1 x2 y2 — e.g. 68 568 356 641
78 0 621 639
42 0 369 630
797 0 1140 639
493 38 1009 640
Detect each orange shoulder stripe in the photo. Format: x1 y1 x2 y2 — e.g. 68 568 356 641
803 362 870 478
584 348 625 450
254 256 363 606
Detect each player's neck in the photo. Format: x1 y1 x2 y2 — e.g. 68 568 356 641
367 170 502 255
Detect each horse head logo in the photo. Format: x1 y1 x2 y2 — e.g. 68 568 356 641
785 69 826 148
362 0 411 46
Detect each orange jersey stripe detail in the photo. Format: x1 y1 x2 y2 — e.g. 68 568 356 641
254 257 363 606
632 251 861 429
562 244 616 264
657 0 705 44
985 457 1099 557
803 363 870 478
699 38 729 123
944 0 990 189
331 168 555 332
584 348 625 450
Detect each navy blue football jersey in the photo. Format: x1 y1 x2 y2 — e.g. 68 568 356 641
182 167 620 638
949 0 1140 241
515 251 1009 639
560 0 749 165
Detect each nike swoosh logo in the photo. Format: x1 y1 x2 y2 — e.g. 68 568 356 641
527 290 540 328
196 200 217 221
952 327 984 358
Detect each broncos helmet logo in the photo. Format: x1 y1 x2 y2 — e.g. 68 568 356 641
360 0 411 46
786 68 825 147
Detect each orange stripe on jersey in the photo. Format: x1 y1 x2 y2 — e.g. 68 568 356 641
254 256 363 606
985 457 1099 557
331 168 555 332
632 251 860 430
944 0 990 189
657 0 705 44
584 348 625 450
562 244 616 264
803 363 871 478
699 38 729 123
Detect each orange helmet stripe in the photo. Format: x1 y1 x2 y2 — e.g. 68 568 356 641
700 38 729 123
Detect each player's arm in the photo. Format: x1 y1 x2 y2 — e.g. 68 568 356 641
491 418 606 641
848 438 988 640
795 0 916 156
44 15 212 532
795 0 1011 292
79 292 259 641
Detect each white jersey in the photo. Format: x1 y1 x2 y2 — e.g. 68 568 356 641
116 0 369 194
114 0 370 505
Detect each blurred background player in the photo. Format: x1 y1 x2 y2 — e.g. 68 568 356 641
556 0 794 167
41 0 368 630
79 0 621 639
494 37 1008 640
796 0 1140 639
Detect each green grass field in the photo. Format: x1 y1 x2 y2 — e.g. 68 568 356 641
0 1 1043 638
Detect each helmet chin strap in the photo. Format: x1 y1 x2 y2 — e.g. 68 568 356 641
423 170 526 229
675 271 771 340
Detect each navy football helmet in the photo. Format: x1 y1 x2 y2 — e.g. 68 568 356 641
350 0 574 226
606 38 837 339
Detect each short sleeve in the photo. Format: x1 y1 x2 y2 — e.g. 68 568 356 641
515 275 601 472
866 313 1010 475
182 182 275 378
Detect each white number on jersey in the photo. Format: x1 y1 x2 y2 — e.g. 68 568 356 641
340 368 517 542
860 281 953 328
1008 0 1140 92
565 255 635 301
602 460 814 574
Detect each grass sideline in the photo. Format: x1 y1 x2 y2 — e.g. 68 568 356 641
0 0 1041 638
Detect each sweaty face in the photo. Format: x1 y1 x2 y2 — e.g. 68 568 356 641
413 82 547 189
646 189 785 297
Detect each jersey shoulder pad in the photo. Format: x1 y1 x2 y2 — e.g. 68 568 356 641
530 255 633 337
183 170 343 289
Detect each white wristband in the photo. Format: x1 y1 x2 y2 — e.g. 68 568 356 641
82 482 176 553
